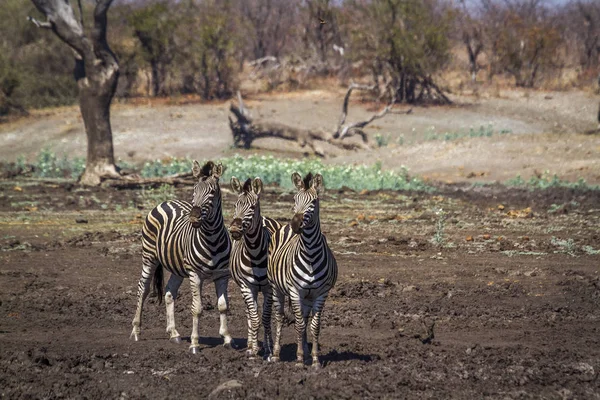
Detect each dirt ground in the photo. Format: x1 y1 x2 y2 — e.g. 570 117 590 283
1 179 599 399
1 88 599 184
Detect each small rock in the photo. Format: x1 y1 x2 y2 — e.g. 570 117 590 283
402 285 417 292
76 218 88 224
208 380 243 399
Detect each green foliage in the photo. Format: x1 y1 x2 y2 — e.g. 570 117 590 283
140 154 432 192
485 6 561 87
127 1 177 96
348 0 453 103
423 125 512 142
0 0 77 114
33 148 85 179
374 134 390 147
551 237 576 257
506 171 599 191
141 157 192 178
141 184 176 209
430 208 446 247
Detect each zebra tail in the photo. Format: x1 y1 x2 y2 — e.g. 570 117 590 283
152 264 164 305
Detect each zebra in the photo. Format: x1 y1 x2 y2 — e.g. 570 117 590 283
268 172 338 368
130 160 234 354
228 176 281 358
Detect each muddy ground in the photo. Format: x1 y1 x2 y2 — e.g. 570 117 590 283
1 179 599 399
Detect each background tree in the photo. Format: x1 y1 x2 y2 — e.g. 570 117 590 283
302 0 342 63
494 1 561 87
29 0 120 186
127 1 176 96
458 0 485 83
240 0 296 61
347 0 453 103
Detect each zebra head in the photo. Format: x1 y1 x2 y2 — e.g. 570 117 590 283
229 177 263 241
290 172 323 234
189 160 223 228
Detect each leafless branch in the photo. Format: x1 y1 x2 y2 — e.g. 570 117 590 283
77 0 84 28
27 16 52 29
335 82 396 140
336 83 376 134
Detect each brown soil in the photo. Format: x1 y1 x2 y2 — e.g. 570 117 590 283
1 180 599 398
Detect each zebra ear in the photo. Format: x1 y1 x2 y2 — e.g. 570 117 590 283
192 160 202 178
231 177 242 193
312 173 324 194
291 172 303 190
212 163 224 179
252 177 263 196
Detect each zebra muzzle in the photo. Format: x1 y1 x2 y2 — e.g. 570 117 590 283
291 213 304 234
229 218 243 240
189 206 203 228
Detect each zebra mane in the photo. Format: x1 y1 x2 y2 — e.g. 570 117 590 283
242 178 252 193
303 172 313 190
200 161 214 178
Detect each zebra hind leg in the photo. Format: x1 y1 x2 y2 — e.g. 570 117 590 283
261 285 274 359
240 286 260 358
214 276 235 348
309 296 328 369
165 274 184 343
270 289 285 362
130 258 159 341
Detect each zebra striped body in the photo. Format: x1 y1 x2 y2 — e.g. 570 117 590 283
229 177 281 358
268 172 337 367
142 200 230 280
130 161 233 353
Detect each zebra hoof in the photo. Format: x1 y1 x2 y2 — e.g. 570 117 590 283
223 339 236 349
130 333 140 342
312 362 322 370
169 336 182 344
189 346 200 355
268 356 279 363
295 362 306 368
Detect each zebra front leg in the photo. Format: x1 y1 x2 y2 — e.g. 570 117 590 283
291 294 309 367
165 274 184 343
261 285 274 359
188 270 203 354
130 260 158 341
240 286 260 357
270 289 285 362
214 276 234 348
310 296 328 369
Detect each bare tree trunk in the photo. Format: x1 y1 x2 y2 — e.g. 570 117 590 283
30 0 120 186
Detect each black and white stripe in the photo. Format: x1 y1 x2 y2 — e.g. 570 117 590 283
130 161 233 353
228 177 281 358
268 172 338 368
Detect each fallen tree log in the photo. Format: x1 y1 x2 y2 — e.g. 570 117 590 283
100 171 195 189
229 84 406 157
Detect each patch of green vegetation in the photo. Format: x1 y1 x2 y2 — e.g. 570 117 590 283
374 134 390 147
430 208 446 247
506 171 599 191
141 155 433 192
551 237 576 257
33 148 86 179
582 245 600 255
420 124 512 143
501 250 547 257
141 184 176 209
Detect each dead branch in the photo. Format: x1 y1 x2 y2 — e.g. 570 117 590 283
101 171 194 189
228 85 399 157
